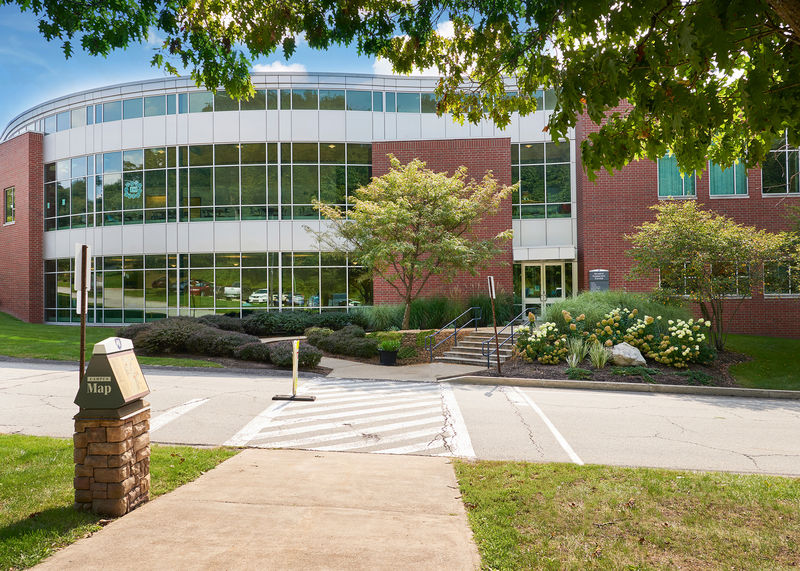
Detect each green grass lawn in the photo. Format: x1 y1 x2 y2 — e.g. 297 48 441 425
0 312 221 368
455 460 800 570
0 434 238 570
726 334 800 391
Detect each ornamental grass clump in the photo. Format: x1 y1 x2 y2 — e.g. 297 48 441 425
565 337 589 368
588 341 610 369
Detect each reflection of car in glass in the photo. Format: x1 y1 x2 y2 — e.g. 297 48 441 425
281 294 305 306
248 289 270 303
307 295 320 307
151 276 175 288
217 282 241 299
182 280 212 296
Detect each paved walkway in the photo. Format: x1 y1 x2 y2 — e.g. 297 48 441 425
320 356 485 382
36 449 480 571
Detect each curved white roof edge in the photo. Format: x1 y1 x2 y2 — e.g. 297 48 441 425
3 71 499 142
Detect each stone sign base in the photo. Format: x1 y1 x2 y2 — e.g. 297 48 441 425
73 403 151 517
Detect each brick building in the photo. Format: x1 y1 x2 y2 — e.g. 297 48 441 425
0 72 797 334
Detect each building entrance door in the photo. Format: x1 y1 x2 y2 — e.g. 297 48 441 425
521 262 568 320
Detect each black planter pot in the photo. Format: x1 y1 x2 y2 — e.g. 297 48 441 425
378 349 398 366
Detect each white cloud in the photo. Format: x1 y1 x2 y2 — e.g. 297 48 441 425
145 28 164 47
436 20 455 39
371 21 455 77
253 61 307 73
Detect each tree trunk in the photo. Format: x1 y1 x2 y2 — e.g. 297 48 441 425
402 299 412 330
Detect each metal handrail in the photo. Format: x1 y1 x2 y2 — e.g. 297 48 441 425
482 309 533 368
425 307 482 362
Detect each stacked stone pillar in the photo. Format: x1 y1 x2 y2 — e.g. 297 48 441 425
73 404 151 517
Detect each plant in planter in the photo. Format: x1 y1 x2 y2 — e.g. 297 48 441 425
377 338 401 366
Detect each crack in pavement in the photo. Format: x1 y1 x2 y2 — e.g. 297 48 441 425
438 391 455 455
652 432 762 470
501 387 545 457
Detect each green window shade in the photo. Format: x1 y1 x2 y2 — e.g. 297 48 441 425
709 162 748 196
658 154 694 197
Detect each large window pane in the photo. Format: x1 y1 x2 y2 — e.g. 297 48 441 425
347 143 371 164
103 101 122 122
241 143 266 164
144 147 167 170
123 172 144 210
420 93 437 113
293 267 319 307
57 111 70 131
123 149 144 171
320 143 345 164
71 178 86 214
396 92 420 113
214 91 238 112
347 166 371 197
385 92 396 112
658 154 694 197
292 89 318 110
241 90 266 111
293 143 318 163
320 90 345 110
348 266 373 305
520 165 545 203
520 143 544 164
71 157 87 178
189 167 213 206
122 98 143 119
215 166 239 205
144 170 167 208
56 181 70 216
103 152 122 173
215 144 239 166
241 166 266 204
242 268 269 307
189 145 213 166
144 95 166 117
322 267 347 306
71 108 86 128
346 90 372 111
293 165 318 204
320 165 346 204
189 92 214 113
546 141 570 163
545 164 571 203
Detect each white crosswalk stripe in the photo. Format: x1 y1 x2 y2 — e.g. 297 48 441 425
225 378 474 457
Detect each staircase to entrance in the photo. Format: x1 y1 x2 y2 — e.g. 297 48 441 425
435 328 513 367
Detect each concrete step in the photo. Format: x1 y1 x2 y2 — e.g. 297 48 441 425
444 348 512 358
435 355 494 366
457 340 515 349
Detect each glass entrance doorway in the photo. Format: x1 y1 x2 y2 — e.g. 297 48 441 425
517 261 574 321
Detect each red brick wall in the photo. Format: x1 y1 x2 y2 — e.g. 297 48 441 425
576 110 800 336
371 138 513 303
0 133 44 323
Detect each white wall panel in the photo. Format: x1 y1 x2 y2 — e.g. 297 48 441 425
213 221 241 251
293 221 319 251
266 111 280 141
519 113 548 142
239 111 266 142
319 111 346 141
43 135 56 162
187 114 214 144
291 111 319 140
101 122 122 151
54 131 70 159
278 221 293 251
384 114 396 140
101 226 123 255
142 116 167 148
240 221 268 251
396 114 421 140
175 114 189 145
346 112 372 141
166 222 179 253
445 116 471 140
214 111 240 142
278 111 292 141
69 128 86 156
122 225 144 254
546 218 574 246
518 219 547 247
121 118 143 149
176 222 190 252
266 221 280 252
187 222 214 252
164 114 178 146
372 115 385 141
421 115 446 140
142 223 168 254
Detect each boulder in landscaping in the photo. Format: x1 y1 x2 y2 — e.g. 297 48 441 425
611 342 646 366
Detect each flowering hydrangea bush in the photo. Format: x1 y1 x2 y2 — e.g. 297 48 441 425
514 322 569 364
516 306 716 369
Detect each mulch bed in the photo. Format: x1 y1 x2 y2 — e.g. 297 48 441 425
483 350 751 387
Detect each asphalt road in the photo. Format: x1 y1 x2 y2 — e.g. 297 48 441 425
2 360 799 476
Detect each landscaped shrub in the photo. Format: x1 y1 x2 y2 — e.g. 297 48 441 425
242 311 360 336
377 338 401 352
117 322 153 340
466 292 517 327
312 325 378 358
132 318 209 354
185 328 260 357
312 312 359 331
233 342 272 363
408 297 465 330
352 304 404 331
545 290 692 336
268 341 322 368
198 314 245 332
305 327 333 346
514 322 569 364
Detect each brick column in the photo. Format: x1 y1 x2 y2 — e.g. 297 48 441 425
73 404 151 516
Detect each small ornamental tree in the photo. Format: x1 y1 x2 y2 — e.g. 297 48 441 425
310 155 514 330
626 201 799 350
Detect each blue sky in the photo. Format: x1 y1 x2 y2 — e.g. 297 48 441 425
0 6 399 129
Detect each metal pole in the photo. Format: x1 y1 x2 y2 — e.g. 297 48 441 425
490 294 502 375
79 244 88 383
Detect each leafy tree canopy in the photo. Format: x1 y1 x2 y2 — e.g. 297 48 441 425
309 155 513 329
626 200 799 349
7 0 800 177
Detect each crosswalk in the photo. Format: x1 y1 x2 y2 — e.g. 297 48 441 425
222 379 474 457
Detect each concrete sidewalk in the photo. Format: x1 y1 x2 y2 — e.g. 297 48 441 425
320 356 485 382
36 449 480 570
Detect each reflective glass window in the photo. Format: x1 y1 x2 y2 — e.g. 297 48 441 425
658 154 696 197
189 168 213 206
373 91 383 112
347 166 371 196
71 157 86 178
189 92 214 113
241 90 266 111
347 143 371 164
103 101 122 122
215 166 239 205
544 89 556 110
320 90 345 110
546 141 570 163
241 166 266 205
320 143 345 164
178 93 188 113
215 144 239 166
396 93 420 113
144 147 167 170
346 90 371 111
320 165 346 204
144 170 167 208
71 178 86 214
545 164 571 203
144 95 167 117
292 165 318 204
45 163 56 183
420 93 437 113
56 160 70 181
167 94 176 114
123 172 144 211
123 98 143 119
189 145 213 166
123 149 144 171
267 89 278 110
57 111 70 131
241 143 266 164
86 106 94 125
95 105 103 123
214 91 238 111
709 161 748 196
292 89 318 110
71 108 86 128
293 143 318 163
44 115 56 134
520 143 544 164
385 92 396 112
